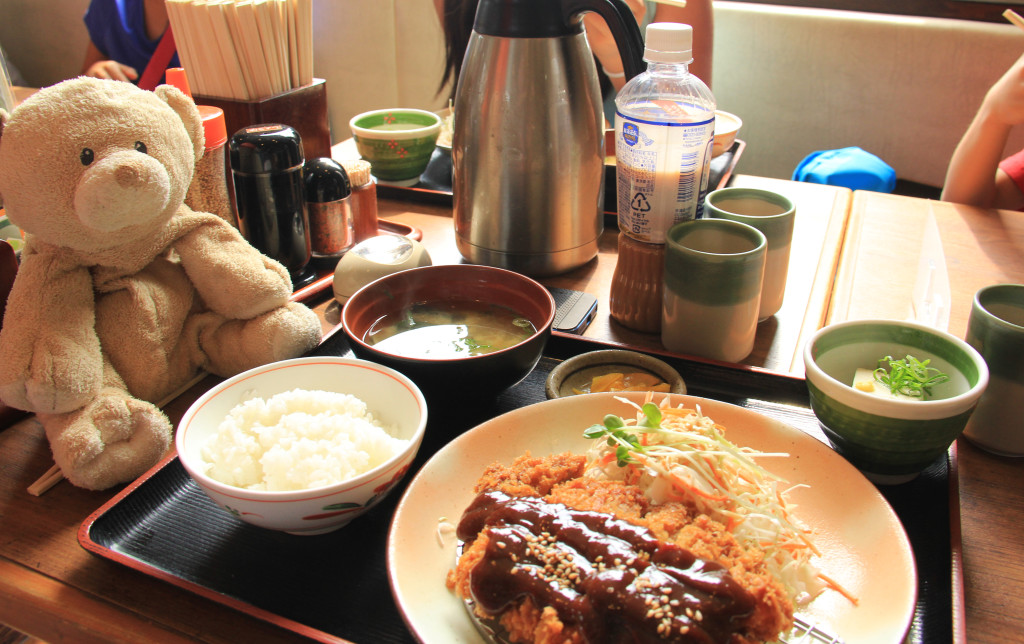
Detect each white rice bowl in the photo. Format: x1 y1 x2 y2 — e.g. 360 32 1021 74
176 357 427 535
202 389 410 492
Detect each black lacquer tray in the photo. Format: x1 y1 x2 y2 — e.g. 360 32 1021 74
80 331 955 644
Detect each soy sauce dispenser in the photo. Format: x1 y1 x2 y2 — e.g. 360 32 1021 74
229 124 316 288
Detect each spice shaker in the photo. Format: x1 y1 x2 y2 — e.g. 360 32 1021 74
229 124 316 287
166 68 235 227
304 157 353 262
338 158 379 243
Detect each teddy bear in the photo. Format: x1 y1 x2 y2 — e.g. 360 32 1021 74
0 77 324 490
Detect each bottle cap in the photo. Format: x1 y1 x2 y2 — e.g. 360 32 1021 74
164 67 226 150
165 67 192 98
644 23 693 65
198 106 227 149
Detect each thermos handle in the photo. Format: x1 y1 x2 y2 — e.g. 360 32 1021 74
561 0 645 81
473 0 644 82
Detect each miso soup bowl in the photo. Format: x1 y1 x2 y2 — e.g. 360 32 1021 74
341 264 555 403
803 319 988 484
349 108 442 186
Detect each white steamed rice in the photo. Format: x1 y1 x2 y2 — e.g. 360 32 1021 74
201 388 409 491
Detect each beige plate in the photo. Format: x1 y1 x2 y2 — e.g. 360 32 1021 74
387 393 916 644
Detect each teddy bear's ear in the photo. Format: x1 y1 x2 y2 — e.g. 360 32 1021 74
0 108 8 146
154 84 205 164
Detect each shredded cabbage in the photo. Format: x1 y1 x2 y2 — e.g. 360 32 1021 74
582 395 837 606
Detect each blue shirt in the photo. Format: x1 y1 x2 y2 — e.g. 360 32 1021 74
84 0 180 83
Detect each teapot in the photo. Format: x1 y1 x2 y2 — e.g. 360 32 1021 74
452 0 644 276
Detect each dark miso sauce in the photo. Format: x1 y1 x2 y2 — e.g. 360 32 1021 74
457 490 756 643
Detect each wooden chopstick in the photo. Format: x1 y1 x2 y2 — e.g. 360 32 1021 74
1004 8 1024 31
27 464 63 497
27 370 210 496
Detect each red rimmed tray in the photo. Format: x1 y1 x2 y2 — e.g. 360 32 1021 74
78 332 960 644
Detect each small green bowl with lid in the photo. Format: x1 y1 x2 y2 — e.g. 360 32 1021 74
349 108 442 187
803 319 988 484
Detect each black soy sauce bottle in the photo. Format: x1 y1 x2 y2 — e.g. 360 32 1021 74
229 124 317 288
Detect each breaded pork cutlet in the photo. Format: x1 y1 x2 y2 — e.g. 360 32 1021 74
449 452 794 643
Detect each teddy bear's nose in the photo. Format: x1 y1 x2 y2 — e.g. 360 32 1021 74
74 151 172 233
115 164 144 188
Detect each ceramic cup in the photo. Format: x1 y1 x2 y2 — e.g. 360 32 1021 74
704 187 795 320
963 284 1024 456
661 218 766 362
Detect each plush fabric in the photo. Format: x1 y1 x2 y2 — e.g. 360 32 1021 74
0 77 322 490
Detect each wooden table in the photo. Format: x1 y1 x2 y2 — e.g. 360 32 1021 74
1 182 1020 643
827 191 1024 642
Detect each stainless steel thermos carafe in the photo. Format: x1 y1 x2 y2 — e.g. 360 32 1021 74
452 0 644 276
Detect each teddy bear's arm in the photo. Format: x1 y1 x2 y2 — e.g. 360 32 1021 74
0 251 104 413
174 218 294 319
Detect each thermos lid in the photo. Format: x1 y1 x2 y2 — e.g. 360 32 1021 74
229 124 304 174
475 0 582 37
303 157 352 203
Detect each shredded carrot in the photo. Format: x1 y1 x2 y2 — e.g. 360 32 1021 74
817 571 859 606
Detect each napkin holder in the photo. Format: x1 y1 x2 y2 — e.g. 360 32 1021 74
195 78 331 161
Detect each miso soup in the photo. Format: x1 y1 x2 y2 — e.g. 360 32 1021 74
364 300 535 358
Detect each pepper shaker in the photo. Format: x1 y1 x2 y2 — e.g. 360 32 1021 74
304 157 354 263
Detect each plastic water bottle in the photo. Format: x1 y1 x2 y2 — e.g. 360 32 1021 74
609 23 715 333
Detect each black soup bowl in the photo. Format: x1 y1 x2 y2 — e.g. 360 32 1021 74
341 264 555 402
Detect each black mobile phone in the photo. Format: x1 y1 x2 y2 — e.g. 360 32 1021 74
547 287 599 335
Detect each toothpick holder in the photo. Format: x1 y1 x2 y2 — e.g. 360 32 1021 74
195 78 331 161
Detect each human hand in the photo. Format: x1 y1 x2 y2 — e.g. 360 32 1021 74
84 60 139 83
982 52 1024 127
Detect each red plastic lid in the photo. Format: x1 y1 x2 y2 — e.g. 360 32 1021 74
198 105 227 149
165 67 192 99
165 67 225 149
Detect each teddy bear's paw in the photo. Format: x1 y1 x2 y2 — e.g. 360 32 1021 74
203 302 323 376
266 302 324 360
0 371 98 416
43 390 172 490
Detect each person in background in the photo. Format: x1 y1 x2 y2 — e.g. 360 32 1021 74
941 51 1024 209
81 0 179 86
434 0 713 123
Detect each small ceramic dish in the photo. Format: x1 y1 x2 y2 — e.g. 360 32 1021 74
545 349 686 399
713 110 742 157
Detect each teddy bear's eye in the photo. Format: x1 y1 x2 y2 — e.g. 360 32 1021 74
134 141 148 154
80 148 94 166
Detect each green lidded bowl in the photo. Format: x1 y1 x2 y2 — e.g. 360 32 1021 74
803 319 988 484
349 108 441 186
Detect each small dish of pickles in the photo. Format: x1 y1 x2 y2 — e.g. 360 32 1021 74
545 349 686 399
